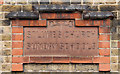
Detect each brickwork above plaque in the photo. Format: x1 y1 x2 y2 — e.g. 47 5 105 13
24 20 99 56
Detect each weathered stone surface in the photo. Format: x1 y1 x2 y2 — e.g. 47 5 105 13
2 64 11 71
100 5 118 11
111 57 118 63
87 6 98 11
71 0 81 4
83 12 114 20
0 12 3 19
111 49 118 56
2 5 21 12
0 57 3 63
94 0 105 4
23 5 33 12
4 0 11 4
2 34 11 41
3 42 11 48
0 35 2 41
40 0 49 4
33 5 89 12
17 0 27 4
0 27 3 34
6 12 39 20
111 64 118 71
118 27 120 34
51 0 70 4
2 49 11 56
111 33 119 40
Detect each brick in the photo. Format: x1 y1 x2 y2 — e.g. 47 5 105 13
12 64 23 71
100 5 118 11
53 57 70 63
2 5 21 12
71 57 92 63
111 57 118 63
30 57 52 63
111 64 118 71
51 0 70 4
18 20 30 26
39 20 46 26
12 27 23 33
12 35 23 41
99 42 110 48
29 20 39 26
99 49 110 56
111 49 118 56
2 49 11 56
12 42 23 48
99 27 110 33
118 41 120 48
12 49 23 55
12 57 29 63
99 64 110 71
0 0 3 4
23 5 32 12
2 34 11 41
99 34 110 41
40 13 81 19
93 57 110 63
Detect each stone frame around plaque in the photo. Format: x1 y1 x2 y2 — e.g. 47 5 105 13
12 12 111 71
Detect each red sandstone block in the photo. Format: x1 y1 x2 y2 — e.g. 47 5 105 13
12 27 23 33
12 57 29 63
99 64 110 71
39 20 47 26
12 49 23 55
12 34 23 41
99 49 110 56
12 42 23 48
71 57 92 63
12 64 23 71
53 57 70 63
99 42 110 48
93 57 110 63
99 27 110 33
30 57 52 63
99 34 110 41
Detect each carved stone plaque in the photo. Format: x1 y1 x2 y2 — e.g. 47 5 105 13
24 20 98 56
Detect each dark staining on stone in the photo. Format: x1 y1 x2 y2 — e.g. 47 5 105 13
5 12 39 20
71 0 81 4
28 0 39 4
40 0 49 4
100 5 118 11
86 6 98 11
33 5 90 12
83 12 114 20
51 0 70 4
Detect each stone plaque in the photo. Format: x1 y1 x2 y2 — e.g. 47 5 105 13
24 20 98 56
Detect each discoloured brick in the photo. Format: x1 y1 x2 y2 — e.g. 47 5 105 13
2 64 11 71
111 57 118 63
2 5 21 12
2 34 11 41
111 49 118 56
4 56 11 63
2 49 11 56
23 5 32 12
111 64 118 71
76 64 98 71
51 0 70 4
3 42 11 48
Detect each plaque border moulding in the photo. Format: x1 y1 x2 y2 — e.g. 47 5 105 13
11 12 111 72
